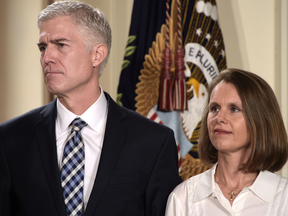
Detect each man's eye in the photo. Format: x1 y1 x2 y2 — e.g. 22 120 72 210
58 43 66 48
39 46 46 51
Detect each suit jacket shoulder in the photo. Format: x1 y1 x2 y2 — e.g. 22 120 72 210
0 99 65 216
104 91 173 137
0 99 56 133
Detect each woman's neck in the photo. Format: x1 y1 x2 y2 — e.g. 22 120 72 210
215 152 258 205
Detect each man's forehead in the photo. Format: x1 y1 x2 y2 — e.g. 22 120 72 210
38 17 76 41
39 16 75 30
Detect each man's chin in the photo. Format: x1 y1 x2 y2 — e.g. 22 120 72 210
46 87 61 98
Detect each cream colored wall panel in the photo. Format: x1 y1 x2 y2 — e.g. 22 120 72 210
0 0 43 122
217 0 276 89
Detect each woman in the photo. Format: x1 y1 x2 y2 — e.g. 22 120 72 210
165 68 288 216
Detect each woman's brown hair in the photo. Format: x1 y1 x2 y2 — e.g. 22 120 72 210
198 68 288 172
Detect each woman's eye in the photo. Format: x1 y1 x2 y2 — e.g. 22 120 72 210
231 107 240 112
210 106 219 112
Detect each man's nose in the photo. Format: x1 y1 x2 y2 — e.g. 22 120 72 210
43 45 56 64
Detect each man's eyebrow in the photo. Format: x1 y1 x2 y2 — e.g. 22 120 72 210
37 42 46 47
37 38 70 46
50 38 70 44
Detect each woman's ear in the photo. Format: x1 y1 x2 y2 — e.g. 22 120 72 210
91 44 108 68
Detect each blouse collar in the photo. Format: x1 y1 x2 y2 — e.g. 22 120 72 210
193 163 277 203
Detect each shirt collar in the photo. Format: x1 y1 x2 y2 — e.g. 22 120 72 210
193 163 217 202
248 170 277 203
193 163 277 204
56 86 107 135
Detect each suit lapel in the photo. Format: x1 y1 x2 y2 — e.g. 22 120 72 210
84 93 128 216
35 100 67 216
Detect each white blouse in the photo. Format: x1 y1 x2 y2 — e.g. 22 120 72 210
165 164 288 216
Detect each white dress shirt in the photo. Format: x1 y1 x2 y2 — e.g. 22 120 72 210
56 87 108 210
165 164 288 216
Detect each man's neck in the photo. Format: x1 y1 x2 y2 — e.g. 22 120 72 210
57 88 101 116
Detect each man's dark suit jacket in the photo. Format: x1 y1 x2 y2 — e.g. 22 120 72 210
0 92 181 216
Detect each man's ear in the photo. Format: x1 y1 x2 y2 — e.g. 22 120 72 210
91 44 108 68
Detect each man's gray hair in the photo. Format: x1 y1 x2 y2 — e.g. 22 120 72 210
37 0 112 76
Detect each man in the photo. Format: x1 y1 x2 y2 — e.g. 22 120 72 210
0 1 181 216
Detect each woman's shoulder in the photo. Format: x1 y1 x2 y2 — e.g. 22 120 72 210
261 170 288 184
258 171 288 197
165 166 215 216
172 168 212 197
272 171 288 190
259 171 288 214
166 170 206 213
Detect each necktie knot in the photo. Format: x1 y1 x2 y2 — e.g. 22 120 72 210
70 117 87 132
